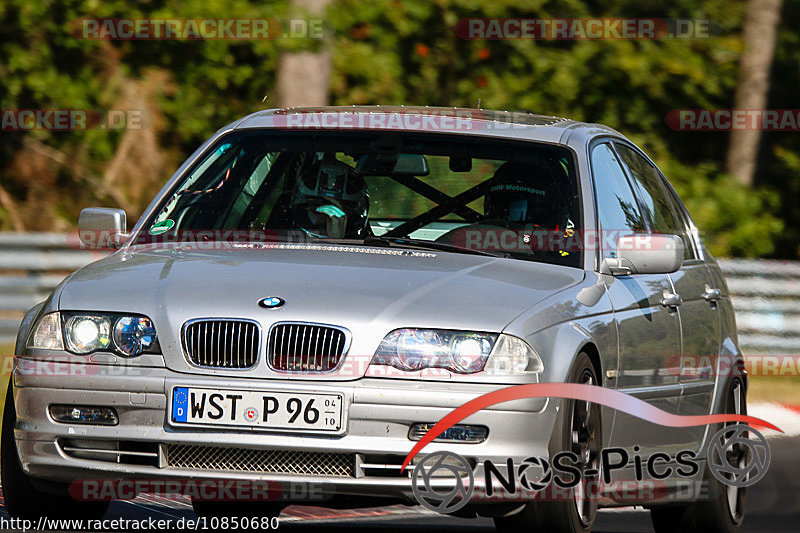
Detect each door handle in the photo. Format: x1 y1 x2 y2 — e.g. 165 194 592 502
702 285 722 302
660 291 682 308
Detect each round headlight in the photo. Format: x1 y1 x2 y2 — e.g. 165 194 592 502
65 316 111 354
451 335 492 373
394 329 441 370
113 316 157 356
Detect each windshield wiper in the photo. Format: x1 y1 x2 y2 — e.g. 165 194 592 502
361 236 508 258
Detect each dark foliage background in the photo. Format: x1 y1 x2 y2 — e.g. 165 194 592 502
0 0 797 257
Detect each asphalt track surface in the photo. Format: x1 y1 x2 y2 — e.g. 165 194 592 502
0 419 797 531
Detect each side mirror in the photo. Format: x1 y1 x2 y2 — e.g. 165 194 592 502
78 208 128 249
600 234 683 276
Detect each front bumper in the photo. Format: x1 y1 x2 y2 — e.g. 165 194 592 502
12 361 555 503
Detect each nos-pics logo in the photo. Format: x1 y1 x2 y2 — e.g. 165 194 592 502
411 451 475 513
411 424 770 514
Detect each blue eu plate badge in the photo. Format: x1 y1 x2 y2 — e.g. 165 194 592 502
172 387 189 422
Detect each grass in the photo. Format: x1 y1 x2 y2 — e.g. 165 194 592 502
0 343 12 456
0 343 10 411
747 375 800 406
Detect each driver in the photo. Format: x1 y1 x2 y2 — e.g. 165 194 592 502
483 161 572 230
436 160 574 256
291 153 371 239
482 161 575 256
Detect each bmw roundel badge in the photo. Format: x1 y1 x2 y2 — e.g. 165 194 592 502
258 296 285 309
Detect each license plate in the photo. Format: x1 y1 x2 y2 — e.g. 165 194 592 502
171 387 343 432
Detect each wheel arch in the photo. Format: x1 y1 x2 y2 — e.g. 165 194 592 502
524 320 614 386
579 342 603 385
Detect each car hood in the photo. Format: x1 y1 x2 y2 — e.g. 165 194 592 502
58 244 584 376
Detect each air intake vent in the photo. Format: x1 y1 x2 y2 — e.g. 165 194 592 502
267 323 348 372
182 319 259 369
166 444 355 477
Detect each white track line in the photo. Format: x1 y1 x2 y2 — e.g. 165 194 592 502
748 402 800 438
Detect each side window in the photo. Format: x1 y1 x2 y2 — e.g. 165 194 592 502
662 179 701 260
590 143 646 258
614 143 694 260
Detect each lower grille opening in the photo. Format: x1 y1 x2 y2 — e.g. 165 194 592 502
358 454 475 478
59 439 159 467
166 444 355 477
361 454 410 478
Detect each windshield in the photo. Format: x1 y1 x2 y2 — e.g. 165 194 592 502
135 131 582 267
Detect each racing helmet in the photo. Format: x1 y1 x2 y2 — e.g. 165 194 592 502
291 153 370 238
484 161 570 229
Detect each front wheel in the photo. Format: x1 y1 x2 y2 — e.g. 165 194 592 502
494 353 602 533
1 383 109 520
650 374 749 533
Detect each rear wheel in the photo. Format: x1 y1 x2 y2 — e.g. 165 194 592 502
494 353 602 533
1 383 109 520
650 374 748 533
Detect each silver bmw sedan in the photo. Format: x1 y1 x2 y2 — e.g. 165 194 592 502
3 107 748 533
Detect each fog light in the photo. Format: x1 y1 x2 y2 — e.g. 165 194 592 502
408 423 488 443
49 405 118 426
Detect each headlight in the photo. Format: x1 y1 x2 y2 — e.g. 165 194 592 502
371 330 543 375
27 312 160 357
113 316 157 356
371 329 497 374
65 315 111 354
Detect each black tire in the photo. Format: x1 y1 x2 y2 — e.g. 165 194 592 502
1 382 110 520
494 353 602 533
650 374 748 533
191 498 283 520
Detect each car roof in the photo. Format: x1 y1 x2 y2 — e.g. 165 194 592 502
233 105 625 146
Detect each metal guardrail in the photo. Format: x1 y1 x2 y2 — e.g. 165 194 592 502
717 259 800 353
0 233 108 345
0 233 798 354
